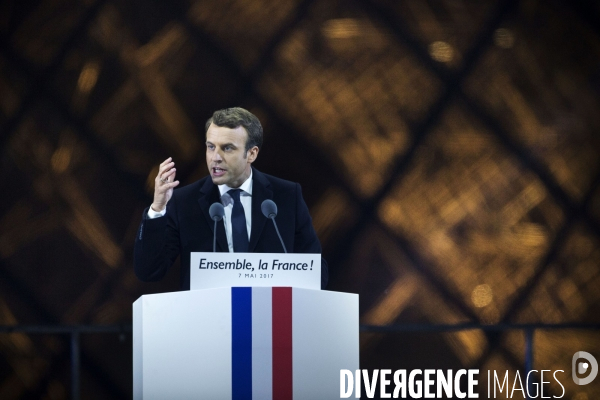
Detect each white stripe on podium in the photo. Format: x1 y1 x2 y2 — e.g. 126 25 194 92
251 287 273 399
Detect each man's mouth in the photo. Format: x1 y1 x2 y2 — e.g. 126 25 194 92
212 167 226 176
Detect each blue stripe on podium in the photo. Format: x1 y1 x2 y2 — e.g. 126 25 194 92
232 287 252 399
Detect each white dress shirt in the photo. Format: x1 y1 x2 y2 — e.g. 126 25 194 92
147 170 253 253
218 171 253 252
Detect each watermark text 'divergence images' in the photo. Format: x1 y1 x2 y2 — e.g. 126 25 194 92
340 351 597 398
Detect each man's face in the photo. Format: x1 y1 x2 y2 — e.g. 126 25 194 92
206 123 258 188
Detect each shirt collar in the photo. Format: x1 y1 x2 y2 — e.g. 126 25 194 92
218 169 253 197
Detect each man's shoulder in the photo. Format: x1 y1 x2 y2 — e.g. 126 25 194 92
171 169 300 198
254 169 297 191
173 175 212 198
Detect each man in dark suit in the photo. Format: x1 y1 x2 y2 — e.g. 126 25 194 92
134 107 327 290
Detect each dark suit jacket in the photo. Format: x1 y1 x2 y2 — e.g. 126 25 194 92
134 168 328 290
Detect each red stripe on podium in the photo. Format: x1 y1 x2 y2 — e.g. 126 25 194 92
272 287 292 400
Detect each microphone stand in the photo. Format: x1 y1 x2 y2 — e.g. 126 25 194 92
213 219 218 253
269 216 287 253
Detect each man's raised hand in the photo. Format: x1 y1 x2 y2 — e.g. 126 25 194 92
151 157 180 212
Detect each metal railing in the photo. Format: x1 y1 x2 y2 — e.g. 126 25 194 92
0 324 131 399
361 323 600 399
1 323 598 399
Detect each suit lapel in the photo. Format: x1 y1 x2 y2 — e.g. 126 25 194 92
249 168 273 252
198 177 228 252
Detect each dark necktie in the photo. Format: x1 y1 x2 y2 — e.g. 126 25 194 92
229 189 249 252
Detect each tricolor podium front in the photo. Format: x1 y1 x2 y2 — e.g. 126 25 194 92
133 287 359 399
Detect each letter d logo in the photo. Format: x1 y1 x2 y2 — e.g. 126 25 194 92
572 351 598 385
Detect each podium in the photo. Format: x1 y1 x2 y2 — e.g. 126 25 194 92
133 286 359 399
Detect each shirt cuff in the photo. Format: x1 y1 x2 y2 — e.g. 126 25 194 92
147 206 167 219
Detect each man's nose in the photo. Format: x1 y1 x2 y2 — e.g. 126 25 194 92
212 150 223 162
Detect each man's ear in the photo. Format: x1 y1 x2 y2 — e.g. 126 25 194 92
247 146 259 163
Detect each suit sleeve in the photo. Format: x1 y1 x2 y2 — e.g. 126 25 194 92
133 198 181 282
293 183 329 289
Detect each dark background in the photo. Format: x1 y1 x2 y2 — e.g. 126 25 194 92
1 0 599 398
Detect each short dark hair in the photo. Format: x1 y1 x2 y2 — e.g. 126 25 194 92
205 107 263 153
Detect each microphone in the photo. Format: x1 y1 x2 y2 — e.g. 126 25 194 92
209 202 224 252
261 199 287 253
